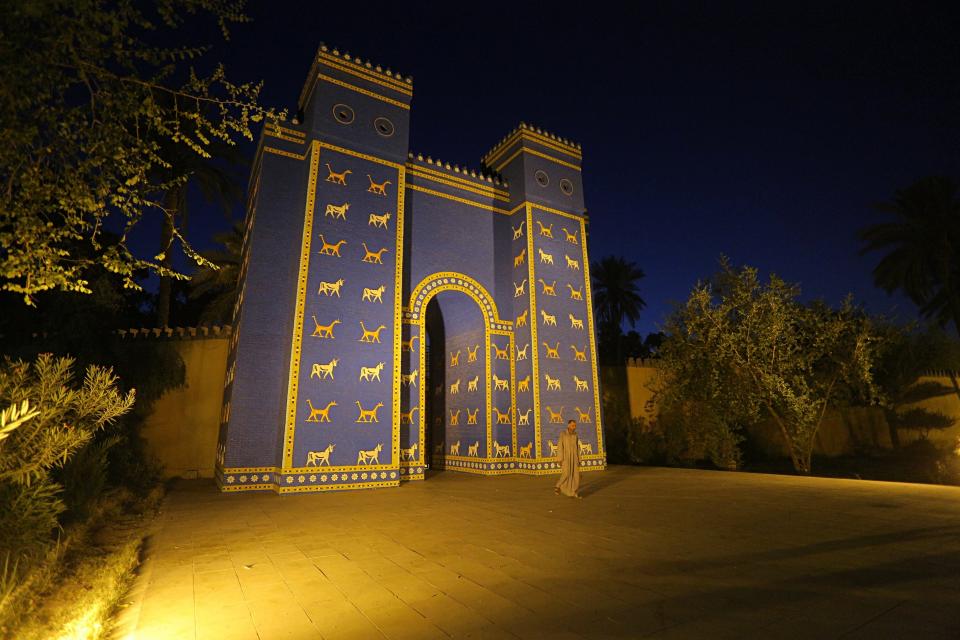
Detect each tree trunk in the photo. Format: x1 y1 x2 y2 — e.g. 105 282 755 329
156 188 180 327
766 402 807 473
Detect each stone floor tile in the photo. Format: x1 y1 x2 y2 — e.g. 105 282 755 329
358 601 448 640
194 602 260 640
302 597 388 639
113 467 960 640
407 593 515 638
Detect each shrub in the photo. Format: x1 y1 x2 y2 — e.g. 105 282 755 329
0 354 134 601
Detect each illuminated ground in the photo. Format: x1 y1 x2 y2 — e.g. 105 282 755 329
112 466 960 639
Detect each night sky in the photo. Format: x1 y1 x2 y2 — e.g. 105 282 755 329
154 2 960 335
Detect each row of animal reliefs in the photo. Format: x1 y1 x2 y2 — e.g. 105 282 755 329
538 342 589 361
317 236 391 264
448 344 485 367
542 373 591 392
543 405 593 423
303 399 386 423
511 220 580 245
323 202 392 229
546 439 594 457
314 280 388 303
448 440 512 457
325 163 392 196
513 247 582 271
308 359 413 383
308 318 388 342
513 279 584 301
304 442 385 466
444 402 592 428
443 403 512 425
532 309 585 330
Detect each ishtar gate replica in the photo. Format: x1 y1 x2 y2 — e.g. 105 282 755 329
216 45 606 493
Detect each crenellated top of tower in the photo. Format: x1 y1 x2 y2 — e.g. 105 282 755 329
318 43 413 85
481 122 582 167
297 43 413 113
407 152 508 188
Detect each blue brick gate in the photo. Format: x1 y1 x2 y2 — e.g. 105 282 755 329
216 46 605 493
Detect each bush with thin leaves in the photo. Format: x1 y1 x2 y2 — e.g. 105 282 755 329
0 354 134 604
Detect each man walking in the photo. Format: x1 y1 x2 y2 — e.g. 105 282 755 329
554 419 581 498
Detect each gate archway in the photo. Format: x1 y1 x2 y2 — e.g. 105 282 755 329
400 272 515 479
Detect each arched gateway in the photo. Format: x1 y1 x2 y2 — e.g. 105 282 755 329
216 45 605 493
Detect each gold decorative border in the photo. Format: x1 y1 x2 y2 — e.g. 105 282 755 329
406 163 509 197
264 126 307 145
318 74 411 110
494 145 582 173
408 272 509 324
391 167 406 468
525 203 542 457
521 131 582 159
527 203 604 459
318 51 413 94
406 183 511 215
278 480 399 494
489 327 517 456
268 123 307 138
263 147 308 162
579 216 604 455
320 141 404 170
281 140 320 469
484 129 582 166
280 141 404 474
407 167 510 202
409 273 506 465
526 201 584 221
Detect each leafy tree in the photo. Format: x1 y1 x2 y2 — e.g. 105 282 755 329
656 259 877 473
591 256 646 364
0 0 282 305
860 177 960 336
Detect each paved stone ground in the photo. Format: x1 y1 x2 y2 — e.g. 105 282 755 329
111 466 960 639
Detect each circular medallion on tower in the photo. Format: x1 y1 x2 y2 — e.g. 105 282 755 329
535 170 549 187
560 178 574 196
332 104 355 124
374 117 395 137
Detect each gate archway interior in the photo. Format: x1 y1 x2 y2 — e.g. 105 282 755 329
400 272 515 478
424 291 488 470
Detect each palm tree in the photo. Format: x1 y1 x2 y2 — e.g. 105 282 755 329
860 176 960 337
187 221 244 325
591 256 646 364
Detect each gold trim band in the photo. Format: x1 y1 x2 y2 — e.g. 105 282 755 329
407 168 510 203
318 52 413 94
406 163 509 197
495 145 582 173
406 183 511 215
318 74 411 110
264 147 308 161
